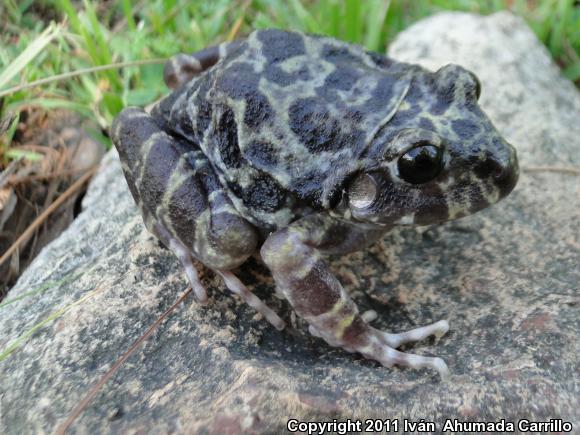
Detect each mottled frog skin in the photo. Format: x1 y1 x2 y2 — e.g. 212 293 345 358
112 29 518 377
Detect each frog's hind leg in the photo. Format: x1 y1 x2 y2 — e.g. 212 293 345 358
112 107 284 328
163 40 243 88
261 215 450 378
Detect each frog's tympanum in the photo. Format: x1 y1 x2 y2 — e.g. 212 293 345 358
112 30 518 377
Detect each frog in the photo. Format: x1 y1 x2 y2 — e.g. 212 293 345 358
111 29 518 378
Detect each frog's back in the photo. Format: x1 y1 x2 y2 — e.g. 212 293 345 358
158 29 412 229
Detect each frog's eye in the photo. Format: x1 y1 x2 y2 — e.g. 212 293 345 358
347 173 377 209
398 144 443 184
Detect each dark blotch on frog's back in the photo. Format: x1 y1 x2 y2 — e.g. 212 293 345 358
246 174 287 212
317 45 371 101
321 43 362 65
263 64 310 86
243 93 273 128
364 75 403 114
244 140 279 168
216 62 273 129
288 97 365 154
291 171 325 208
229 173 287 214
315 67 368 118
291 170 342 210
216 107 243 169
217 62 258 99
257 29 306 63
322 66 361 92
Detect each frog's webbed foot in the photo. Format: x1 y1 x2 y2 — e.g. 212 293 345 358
309 320 450 377
366 321 449 376
261 216 450 378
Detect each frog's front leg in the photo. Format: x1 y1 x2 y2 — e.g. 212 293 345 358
112 108 284 330
261 216 450 377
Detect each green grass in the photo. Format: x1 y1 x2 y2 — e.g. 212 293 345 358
0 0 578 155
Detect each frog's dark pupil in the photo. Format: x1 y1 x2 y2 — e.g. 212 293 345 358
398 144 443 184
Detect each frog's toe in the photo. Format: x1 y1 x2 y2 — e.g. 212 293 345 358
165 234 208 304
361 309 378 323
217 270 286 331
181 259 208 304
310 319 449 377
380 319 449 348
358 330 450 378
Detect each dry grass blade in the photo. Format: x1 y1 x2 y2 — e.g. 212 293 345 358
523 166 580 176
6 167 96 185
55 286 193 434
0 166 97 269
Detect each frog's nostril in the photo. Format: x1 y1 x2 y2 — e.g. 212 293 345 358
493 166 505 180
493 159 519 197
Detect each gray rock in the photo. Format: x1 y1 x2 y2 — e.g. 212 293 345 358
1 11 578 433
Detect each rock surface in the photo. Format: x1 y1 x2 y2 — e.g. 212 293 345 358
1 12 578 433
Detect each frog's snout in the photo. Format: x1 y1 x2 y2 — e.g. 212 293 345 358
494 143 519 197
479 142 519 199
